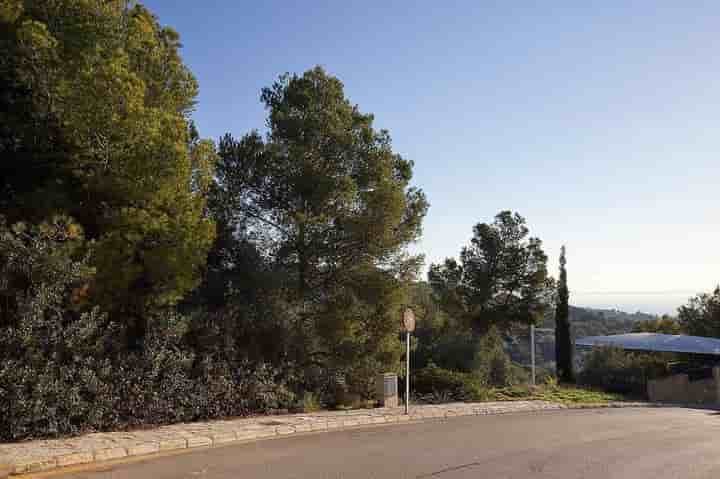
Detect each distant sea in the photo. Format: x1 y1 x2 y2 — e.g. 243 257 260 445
572 292 694 316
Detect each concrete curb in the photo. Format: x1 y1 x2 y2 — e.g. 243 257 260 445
0 465 12 479
0 400 684 477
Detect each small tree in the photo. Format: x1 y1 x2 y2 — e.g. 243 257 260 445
429 211 553 333
555 246 574 383
678 287 720 337
474 326 526 387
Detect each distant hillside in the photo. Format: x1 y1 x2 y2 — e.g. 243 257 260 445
568 306 656 338
539 305 655 338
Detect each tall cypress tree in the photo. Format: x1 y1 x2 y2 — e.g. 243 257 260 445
555 246 574 382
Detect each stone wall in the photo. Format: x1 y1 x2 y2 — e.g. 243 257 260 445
647 367 720 404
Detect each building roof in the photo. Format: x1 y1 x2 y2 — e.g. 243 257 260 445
576 333 720 356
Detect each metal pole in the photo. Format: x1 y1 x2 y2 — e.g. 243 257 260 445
530 324 536 386
405 331 410 414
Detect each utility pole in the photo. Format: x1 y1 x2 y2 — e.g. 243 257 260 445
405 330 410 414
402 307 415 415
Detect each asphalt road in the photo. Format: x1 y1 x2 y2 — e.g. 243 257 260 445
48 407 720 479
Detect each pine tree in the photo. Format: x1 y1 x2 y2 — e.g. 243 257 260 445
0 1 216 348
429 211 553 333
555 245 574 382
210 67 428 393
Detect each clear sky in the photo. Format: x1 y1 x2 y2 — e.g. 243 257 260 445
145 1 719 314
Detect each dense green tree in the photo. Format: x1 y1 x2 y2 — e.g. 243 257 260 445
0 1 215 347
632 315 682 335
205 67 428 395
555 245 574 383
678 287 720 338
410 282 478 372
429 211 553 333
214 68 426 297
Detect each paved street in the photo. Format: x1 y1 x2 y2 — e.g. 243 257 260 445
1 401 572 474
36 407 720 479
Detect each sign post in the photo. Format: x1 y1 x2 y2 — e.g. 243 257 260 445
402 307 415 415
530 323 536 386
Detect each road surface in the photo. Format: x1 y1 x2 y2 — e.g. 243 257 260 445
45 407 720 478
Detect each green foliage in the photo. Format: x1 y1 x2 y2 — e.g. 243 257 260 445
633 315 683 334
411 282 478 372
412 327 528 403
412 363 486 403
544 374 559 388
213 67 427 297
297 392 321 413
421 212 550 394
474 327 528 387
0 1 438 440
555 245 574 383
678 287 720 338
0 215 113 439
412 281 529 393
412 279 527 374
412 363 623 405
429 211 553 333
1 54 429 437
544 306 651 339
489 384 623 404
204 66 428 396
0 1 216 347
2 330 296 441
0 216 294 441
577 347 669 396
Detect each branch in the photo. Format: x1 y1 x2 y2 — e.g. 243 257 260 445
236 205 291 237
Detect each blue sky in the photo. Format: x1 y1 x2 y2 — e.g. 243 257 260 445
146 1 719 314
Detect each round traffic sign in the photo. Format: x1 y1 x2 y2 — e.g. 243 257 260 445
402 307 416 332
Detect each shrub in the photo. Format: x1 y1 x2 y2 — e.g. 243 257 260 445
0 329 298 440
541 367 556 384
577 346 669 396
544 374 559 388
296 392 321 412
412 363 486 402
474 327 528 387
412 327 534 404
0 217 297 441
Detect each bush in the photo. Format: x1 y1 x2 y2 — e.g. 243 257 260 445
412 327 533 404
0 218 297 441
577 347 669 396
412 363 487 402
474 327 528 387
296 392 321 413
0 310 298 441
0 328 297 440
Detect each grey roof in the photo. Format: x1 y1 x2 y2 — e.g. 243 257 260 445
576 333 720 356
